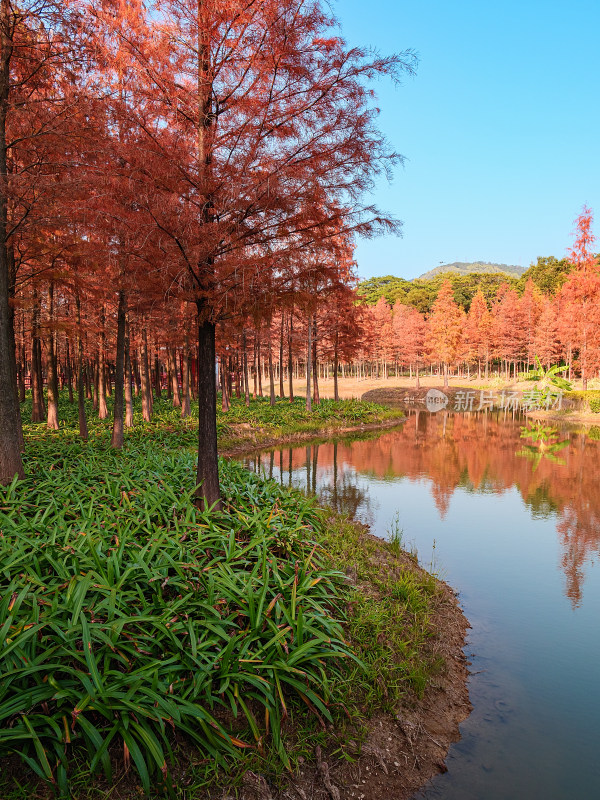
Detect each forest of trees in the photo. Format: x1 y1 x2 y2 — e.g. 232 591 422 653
2 2 598 504
0 0 417 496
354 212 598 388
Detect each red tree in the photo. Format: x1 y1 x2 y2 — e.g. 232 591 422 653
427 280 464 388
560 207 600 389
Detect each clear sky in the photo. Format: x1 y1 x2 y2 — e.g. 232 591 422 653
334 0 600 280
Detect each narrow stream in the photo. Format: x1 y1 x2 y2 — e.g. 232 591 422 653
241 410 600 799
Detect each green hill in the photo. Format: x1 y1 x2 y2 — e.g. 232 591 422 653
357 257 577 314
417 261 525 281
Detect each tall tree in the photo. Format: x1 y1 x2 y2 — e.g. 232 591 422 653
394 302 428 387
465 289 491 379
121 0 414 506
427 280 464 388
0 0 80 483
560 207 600 389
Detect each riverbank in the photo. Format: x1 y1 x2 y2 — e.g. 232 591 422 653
220 416 407 458
284 374 600 401
260 517 471 800
0 395 469 800
360 384 600 429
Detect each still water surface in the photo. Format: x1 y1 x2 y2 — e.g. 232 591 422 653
242 411 600 799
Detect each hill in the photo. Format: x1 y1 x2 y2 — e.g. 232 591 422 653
417 261 525 281
357 257 575 314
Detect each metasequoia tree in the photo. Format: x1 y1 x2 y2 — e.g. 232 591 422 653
0 0 83 483
534 297 562 368
520 278 542 368
465 289 491 379
560 207 600 390
393 301 427 387
108 0 415 507
491 284 527 378
370 296 394 378
427 280 464 388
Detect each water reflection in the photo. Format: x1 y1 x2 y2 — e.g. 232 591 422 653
245 411 600 608
248 440 374 525
242 411 600 799
517 423 569 470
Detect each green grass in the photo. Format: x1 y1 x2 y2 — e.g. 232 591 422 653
0 392 439 799
564 390 600 413
17 392 403 454
217 396 405 449
323 515 442 708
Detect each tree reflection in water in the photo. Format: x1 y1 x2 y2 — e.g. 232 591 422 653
244 412 600 607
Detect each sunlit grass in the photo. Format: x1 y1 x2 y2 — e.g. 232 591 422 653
0 392 437 798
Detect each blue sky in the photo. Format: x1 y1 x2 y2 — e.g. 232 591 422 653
335 0 600 280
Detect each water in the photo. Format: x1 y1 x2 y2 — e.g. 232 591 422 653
241 410 600 799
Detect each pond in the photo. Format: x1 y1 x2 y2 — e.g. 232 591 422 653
241 410 600 799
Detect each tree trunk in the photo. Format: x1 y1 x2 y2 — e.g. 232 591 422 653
221 354 230 411
75 294 88 441
252 337 258 398
154 347 162 398
65 335 74 404
333 328 339 402
168 347 181 407
311 315 319 405
31 295 46 422
242 329 250 407
98 307 108 419
279 312 285 399
111 289 127 448
140 328 152 422
124 316 133 427
257 336 263 396
195 308 221 510
268 329 276 407
0 0 23 481
288 310 294 403
305 313 312 412
46 283 59 430
181 331 191 418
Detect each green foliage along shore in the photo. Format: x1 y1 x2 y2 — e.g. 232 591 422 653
0 394 438 798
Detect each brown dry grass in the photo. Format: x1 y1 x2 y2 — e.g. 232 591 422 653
288 374 592 400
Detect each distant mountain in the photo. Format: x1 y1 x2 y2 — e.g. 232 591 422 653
417 261 525 281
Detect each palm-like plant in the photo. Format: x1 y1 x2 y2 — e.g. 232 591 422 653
520 356 572 392
517 423 569 470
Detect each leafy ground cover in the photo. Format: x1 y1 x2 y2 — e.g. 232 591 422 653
217 396 406 450
16 393 404 453
0 395 439 799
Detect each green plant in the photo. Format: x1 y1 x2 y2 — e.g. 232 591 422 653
0 392 430 798
517 423 569 470
519 356 572 392
0 446 355 794
589 397 600 413
386 512 404 556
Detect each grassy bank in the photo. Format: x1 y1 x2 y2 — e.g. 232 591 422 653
0 394 444 799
